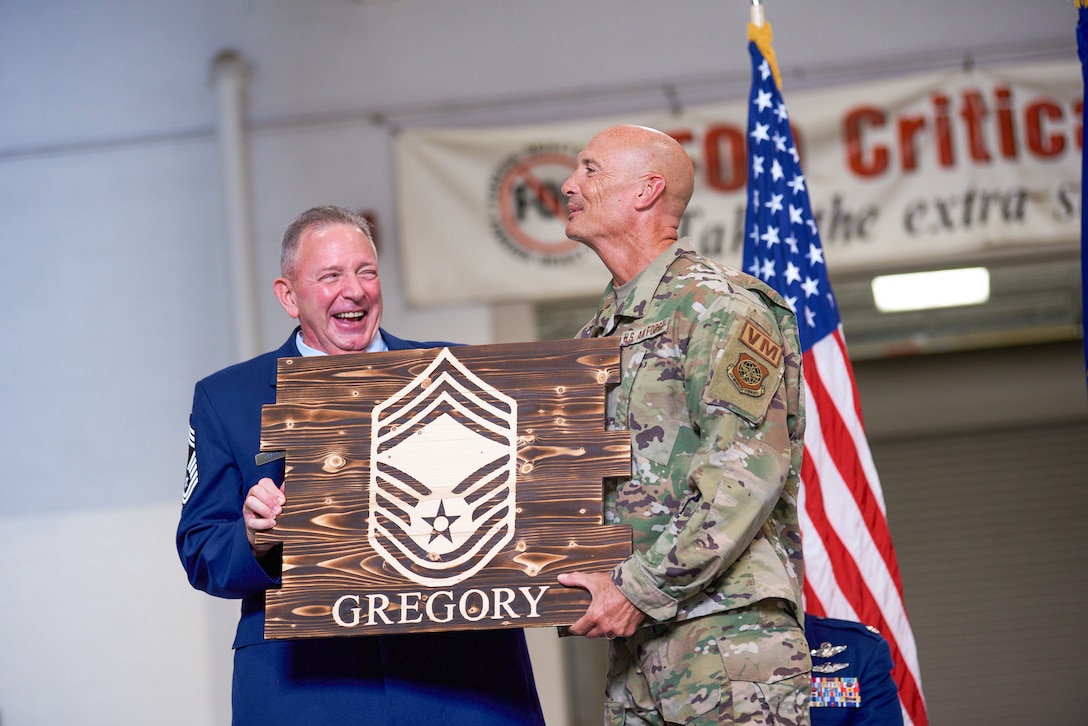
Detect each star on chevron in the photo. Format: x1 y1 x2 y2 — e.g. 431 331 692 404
423 499 460 544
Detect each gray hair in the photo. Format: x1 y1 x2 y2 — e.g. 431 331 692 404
280 205 375 278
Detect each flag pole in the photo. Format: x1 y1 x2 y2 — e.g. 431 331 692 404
747 1 782 91
750 0 765 27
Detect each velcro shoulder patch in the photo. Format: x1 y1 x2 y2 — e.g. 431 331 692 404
707 317 784 424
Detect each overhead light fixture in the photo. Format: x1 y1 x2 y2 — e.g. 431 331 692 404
871 267 990 313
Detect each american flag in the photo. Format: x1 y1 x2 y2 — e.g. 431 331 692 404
741 20 928 726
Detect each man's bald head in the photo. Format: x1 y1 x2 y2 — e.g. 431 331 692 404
592 125 695 215
561 124 697 283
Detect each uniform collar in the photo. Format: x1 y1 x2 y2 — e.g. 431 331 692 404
294 329 389 356
266 327 389 389
613 238 697 319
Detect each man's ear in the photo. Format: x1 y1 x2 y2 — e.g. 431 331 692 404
273 277 300 319
634 174 666 211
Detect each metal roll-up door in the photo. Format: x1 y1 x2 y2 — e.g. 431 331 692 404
872 420 1088 724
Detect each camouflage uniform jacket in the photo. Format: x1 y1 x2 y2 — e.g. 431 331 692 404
578 239 805 626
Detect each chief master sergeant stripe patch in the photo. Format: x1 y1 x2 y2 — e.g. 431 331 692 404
183 424 198 505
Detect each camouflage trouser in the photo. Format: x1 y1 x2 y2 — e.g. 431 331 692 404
604 599 811 725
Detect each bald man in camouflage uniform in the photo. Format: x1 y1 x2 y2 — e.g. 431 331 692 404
556 125 810 725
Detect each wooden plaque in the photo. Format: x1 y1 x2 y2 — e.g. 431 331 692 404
258 337 632 638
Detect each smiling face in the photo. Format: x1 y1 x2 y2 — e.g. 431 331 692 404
273 221 383 355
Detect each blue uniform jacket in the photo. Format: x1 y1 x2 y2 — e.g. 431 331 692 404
806 615 903 726
177 329 545 726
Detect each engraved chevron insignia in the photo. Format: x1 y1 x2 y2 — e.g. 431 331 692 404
369 348 517 586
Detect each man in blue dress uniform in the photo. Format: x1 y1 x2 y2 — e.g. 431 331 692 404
806 614 903 725
177 205 545 726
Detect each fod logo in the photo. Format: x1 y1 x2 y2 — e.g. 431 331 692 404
487 144 583 265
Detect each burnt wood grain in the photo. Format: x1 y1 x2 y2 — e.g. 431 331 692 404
258 337 632 638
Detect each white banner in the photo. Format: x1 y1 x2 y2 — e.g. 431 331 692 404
395 61 1081 306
